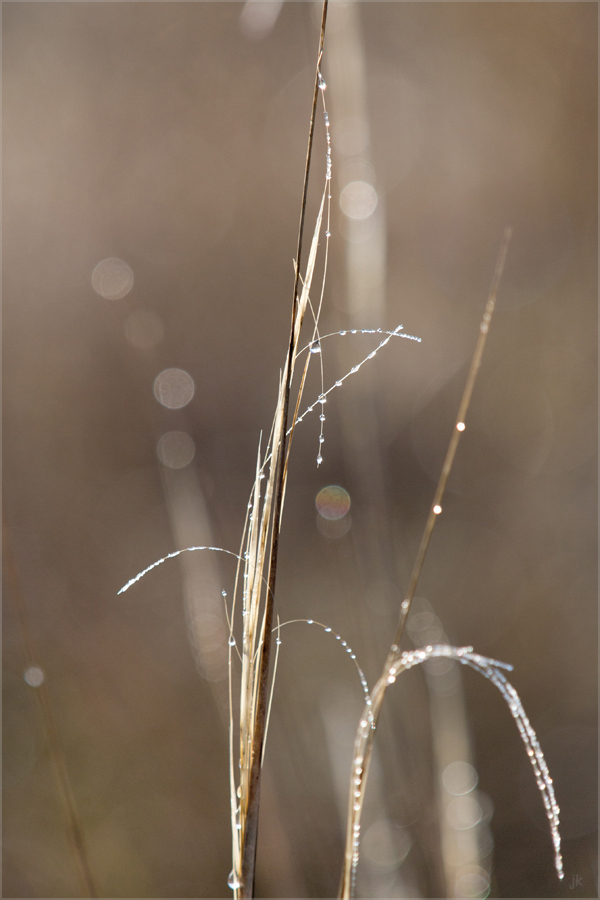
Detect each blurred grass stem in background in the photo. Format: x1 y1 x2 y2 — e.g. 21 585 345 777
3 516 98 899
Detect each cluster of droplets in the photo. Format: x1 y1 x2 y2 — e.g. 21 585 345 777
347 644 563 891
400 646 563 879
318 72 331 184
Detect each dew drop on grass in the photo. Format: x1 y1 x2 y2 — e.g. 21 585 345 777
310 340 321 354
228 870 241 890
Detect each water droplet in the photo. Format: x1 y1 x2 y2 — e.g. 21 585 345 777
222 590 227 597
318 394 327 404
325 627 331 632
319 414 325 422
307 619 313 624
325 230 331 237
339 330 347 336
310 340 321 354
228 637 236 647
316 454 323 465
351 329 357 334
456 421 466 431
319 436 324 443
318 73 326 90
228 870 242 890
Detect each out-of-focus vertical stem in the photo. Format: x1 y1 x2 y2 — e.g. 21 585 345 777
3 515 98 899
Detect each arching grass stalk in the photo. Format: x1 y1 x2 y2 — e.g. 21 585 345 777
337 227 562 898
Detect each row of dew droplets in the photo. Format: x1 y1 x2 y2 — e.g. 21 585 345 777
296 326 421 468
315 71 330 466
345 645 563 895
273 618 371 705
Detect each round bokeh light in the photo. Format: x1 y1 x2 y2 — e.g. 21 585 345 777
316 485 351 520
340 181 378 220
157 431 195 469
153 368 195 409
91 257 134 300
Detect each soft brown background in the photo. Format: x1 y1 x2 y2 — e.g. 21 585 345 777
3 2 597 898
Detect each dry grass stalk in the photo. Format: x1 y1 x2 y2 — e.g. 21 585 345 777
231 5 330 895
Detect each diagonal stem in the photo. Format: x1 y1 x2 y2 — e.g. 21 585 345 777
392 226 512 649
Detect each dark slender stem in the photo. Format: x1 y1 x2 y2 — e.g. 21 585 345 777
3 515 98 899
238 4 329 897
393 227 512 650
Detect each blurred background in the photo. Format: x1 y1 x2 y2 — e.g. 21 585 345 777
3 2 597 898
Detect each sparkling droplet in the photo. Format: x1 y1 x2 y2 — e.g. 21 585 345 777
228 636 236 647
433 504 442 514
316 454 323 465
325 230 331 237
307 619 313 624
228 870 242 890
456 421 466 431
319 414 325 422
319 436 324 444
318 394 327 404
318 73 327 90
310 340 321 354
